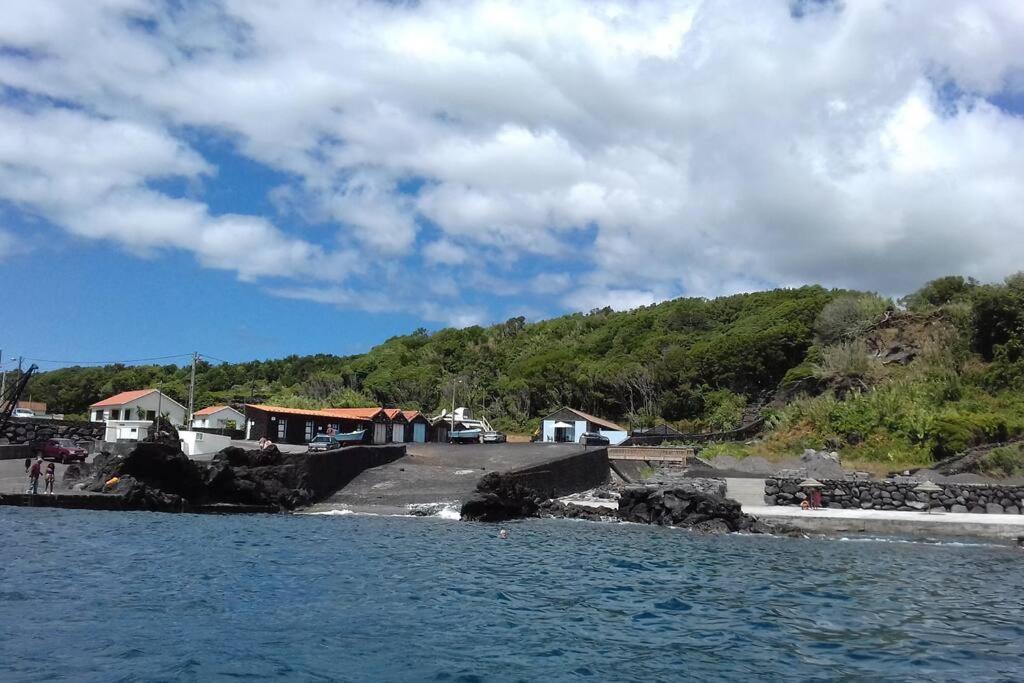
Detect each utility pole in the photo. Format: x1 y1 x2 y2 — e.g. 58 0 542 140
187 351 198 425
450 378 456 440
0 349 6 404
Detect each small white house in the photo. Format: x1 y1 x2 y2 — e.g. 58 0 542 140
191 405 245 430
90 389 188 442
539 407 628 445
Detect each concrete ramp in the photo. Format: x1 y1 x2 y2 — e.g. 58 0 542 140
307 443 608 515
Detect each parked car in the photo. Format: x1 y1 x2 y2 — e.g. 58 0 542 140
35 438 88 463
482 431 507 444
307 434 337 452
578 432 610 446
11 408 35 418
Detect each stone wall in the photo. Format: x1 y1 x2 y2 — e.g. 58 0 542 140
764 478 1024 514
0 418 105 448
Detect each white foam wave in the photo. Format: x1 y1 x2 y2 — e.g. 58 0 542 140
837 536 1005 548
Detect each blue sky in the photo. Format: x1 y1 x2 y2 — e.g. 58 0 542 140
1 1 1023 372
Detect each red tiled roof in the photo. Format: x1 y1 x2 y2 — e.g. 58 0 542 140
90 389 156 408
245 404 384 422
402 410 425 422
193 405 239 416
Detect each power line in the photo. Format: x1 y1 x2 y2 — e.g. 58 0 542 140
198 353 233 365
21 353 194 366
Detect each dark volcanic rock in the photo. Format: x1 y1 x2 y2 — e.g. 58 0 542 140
461 472 540 522
617 486 756 532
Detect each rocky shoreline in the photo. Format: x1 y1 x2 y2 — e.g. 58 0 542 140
461 473 792 535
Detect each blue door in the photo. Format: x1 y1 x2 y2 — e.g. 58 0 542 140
413 423 426 443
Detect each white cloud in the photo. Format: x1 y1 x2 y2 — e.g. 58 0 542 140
1 0 1024 322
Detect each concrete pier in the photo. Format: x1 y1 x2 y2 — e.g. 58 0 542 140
308 443 608 514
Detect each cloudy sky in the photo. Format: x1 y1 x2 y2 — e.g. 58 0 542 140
2 0 1023 366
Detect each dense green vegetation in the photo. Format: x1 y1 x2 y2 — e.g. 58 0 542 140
22 286 836 430
16 273 1024 471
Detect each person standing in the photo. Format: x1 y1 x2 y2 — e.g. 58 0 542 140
28 457 43 495
44 461 56 495
24 456 31 474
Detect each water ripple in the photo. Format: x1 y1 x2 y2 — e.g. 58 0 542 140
1 508 1023 681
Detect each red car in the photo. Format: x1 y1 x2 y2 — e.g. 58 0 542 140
35 438 88 464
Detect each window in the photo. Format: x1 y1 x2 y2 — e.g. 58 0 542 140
304 420 315 441
94 410 103 422
277 420 287 439
146 410 156 421
111 409 120 420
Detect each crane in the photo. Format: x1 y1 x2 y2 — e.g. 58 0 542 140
0 364 38 433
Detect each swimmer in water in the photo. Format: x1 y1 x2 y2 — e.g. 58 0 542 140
499 529 508 540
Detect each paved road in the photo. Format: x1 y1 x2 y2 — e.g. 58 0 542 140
0 455 98 495
747 504 1024 541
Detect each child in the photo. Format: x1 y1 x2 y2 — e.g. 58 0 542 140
44 462 56 495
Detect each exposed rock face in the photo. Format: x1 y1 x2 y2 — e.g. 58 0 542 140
615 486 768 533
462 475 782 535
81 442 365 512
461 472 541 522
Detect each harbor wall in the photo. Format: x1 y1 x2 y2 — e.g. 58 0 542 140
502 447 609 498
765 477 1024 514
301 444 407 500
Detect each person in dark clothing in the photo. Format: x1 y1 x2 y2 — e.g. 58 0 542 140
28 457 43 495
24 457 31 474
44 462 56 495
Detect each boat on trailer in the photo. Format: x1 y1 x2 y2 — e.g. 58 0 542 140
449 428 483 444
333 429 367 444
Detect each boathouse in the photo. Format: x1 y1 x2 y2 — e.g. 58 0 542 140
539 407 628 445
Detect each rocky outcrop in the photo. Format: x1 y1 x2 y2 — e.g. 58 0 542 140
461 472 543 522
614 486 775 533
462 475 783 535
79 442 405 512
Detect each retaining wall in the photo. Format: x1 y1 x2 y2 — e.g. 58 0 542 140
300 444 407 500
0 418 105 446
765 477 1024 514
502 447 609 498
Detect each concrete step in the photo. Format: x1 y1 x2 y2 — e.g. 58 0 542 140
725 478 766 508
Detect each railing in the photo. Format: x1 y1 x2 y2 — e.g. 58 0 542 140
608 446 693 464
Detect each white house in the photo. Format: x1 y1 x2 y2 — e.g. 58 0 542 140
539 407 628 445
89 389 188 442
191 405 246 430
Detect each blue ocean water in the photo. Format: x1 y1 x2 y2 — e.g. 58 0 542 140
2 508 1023 682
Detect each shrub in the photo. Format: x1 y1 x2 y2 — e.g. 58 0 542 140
814 294 889 346
982 445 1024 478
813 340 882 384
901 275 978 311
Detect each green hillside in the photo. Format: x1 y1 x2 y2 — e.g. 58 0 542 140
19 273 1024 472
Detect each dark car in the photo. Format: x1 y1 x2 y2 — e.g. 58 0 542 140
36 438 88 463
307 434 336 452
578 432 610 446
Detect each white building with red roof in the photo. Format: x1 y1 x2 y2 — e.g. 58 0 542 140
191 405 246 430
89 389 188 441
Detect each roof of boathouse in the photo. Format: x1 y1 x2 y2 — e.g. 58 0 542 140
542 407 626 433
245 404 387 422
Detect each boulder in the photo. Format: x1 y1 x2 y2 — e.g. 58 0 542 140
986 503 1004 514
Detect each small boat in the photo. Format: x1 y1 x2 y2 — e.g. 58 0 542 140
449 428 482 444
333 429 366 444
